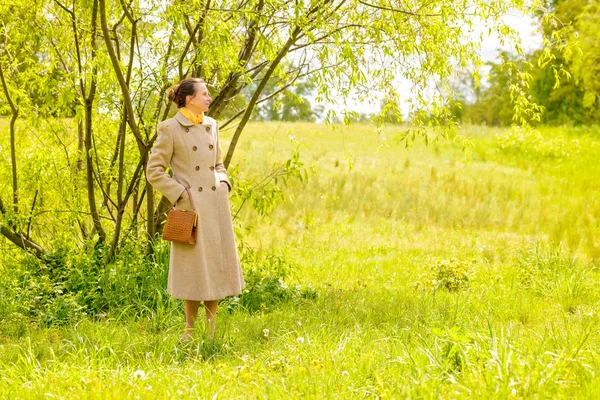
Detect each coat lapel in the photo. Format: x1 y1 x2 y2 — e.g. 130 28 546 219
174 110 194 127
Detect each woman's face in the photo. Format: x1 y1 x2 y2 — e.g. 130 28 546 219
186 82 212 113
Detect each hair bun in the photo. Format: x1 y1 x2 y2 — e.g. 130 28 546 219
167 84 181 103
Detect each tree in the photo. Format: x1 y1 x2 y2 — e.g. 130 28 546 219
252 76 322 122
0 0 560 261
456 0 599 126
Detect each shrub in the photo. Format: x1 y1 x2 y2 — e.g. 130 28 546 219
415 258 472 292
220 243 319 314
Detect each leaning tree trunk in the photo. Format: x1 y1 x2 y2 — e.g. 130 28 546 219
0 64 19 216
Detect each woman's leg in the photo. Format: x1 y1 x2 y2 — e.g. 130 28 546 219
183 300 201 339
204 300 218 338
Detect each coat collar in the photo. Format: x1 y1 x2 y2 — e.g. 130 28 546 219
174 110 213 128
174 110 195 127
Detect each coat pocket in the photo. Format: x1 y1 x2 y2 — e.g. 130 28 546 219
175 189 194 211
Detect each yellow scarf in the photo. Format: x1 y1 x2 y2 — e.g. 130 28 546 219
180 107 204 124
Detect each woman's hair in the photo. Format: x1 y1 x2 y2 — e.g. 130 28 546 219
168 77 205 108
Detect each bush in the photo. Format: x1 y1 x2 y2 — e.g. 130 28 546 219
0 234 319 328
415 258 472 292
220 243 319 314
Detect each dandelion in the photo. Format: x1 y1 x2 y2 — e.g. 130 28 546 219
133 369 146 379
297 337 305 344
243 372 252 382
263 328 270 337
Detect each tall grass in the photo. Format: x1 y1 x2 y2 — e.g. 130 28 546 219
1 121 599 397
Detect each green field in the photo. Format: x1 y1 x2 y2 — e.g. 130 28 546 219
1 121 600 398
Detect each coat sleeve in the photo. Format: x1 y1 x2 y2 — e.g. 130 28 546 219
146 122 187 204
214 121 232 192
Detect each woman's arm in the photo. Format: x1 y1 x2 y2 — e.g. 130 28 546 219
146 122 187 204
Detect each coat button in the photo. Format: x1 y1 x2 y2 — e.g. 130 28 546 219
198 187 203 192
185 128 189 132
209 166 214 171
211 186 216 191
205 127 211 132
192 146 197 151
195 166 200 171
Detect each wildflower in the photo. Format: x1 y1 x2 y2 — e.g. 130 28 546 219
341 370 349 377
297 337 305 344
133 369 146 379
263 328 270 337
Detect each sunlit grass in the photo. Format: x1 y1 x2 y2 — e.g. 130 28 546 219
1 120 600 397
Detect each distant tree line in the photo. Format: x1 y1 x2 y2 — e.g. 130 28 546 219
453 0 600 126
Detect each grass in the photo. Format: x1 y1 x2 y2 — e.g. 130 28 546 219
1 120 600 398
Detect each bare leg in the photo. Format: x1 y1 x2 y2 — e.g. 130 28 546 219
204 300 218 338
183 300 201 340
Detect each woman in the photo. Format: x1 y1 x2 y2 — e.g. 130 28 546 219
146 77 245 340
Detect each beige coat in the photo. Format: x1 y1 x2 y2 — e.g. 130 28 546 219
146 110 246 301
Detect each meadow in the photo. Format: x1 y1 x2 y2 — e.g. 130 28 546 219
1 120 600 398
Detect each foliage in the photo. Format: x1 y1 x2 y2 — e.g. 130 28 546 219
456 0 600 126
221 243 319 314
495 125 581 160
515 241 594 313
0 231 317 326
415 258 472 292
0 0 566 265
252 77 323 122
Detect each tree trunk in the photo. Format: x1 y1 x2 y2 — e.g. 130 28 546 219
75 119 84 172
0 64 20 215
146 183 155 250
84 98 106 243
83 0 106 244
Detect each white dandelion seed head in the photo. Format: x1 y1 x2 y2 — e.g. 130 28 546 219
133 369 146 379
